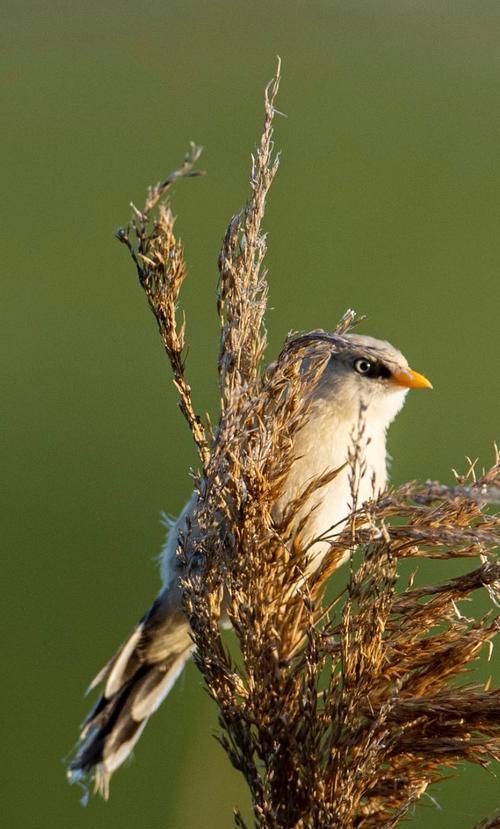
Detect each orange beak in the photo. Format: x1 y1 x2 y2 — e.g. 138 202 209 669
391 367 433 390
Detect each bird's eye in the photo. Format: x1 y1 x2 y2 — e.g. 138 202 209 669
354 358 372 375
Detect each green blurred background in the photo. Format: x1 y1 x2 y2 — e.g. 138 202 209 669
3 1 499 827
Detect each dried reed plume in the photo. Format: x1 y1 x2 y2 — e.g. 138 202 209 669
117 62 499 829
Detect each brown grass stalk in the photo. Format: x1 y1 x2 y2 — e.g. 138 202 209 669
119 62 499 829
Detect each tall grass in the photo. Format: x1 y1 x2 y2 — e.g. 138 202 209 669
117 62 499 829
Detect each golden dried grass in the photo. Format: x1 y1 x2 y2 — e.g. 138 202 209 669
117 62 499 829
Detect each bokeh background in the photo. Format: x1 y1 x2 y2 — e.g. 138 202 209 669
3 1 499 827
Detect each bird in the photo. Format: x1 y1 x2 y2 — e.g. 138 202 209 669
67 332 432 798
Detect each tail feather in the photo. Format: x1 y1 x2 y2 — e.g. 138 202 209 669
68 588 193 798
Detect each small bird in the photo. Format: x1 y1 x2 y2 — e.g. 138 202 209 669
68 333 432 797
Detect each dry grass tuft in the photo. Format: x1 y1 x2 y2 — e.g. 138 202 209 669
118 62 499 829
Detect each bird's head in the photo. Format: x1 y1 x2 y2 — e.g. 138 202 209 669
315 333 433 430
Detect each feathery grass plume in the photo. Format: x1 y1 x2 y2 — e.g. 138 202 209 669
116 142 210 469
119 62 499 828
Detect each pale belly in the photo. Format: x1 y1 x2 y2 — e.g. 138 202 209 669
272 414 388 572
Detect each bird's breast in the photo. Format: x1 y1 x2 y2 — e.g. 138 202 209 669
272 406 388 571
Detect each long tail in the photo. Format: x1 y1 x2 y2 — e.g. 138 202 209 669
67 587 193 798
